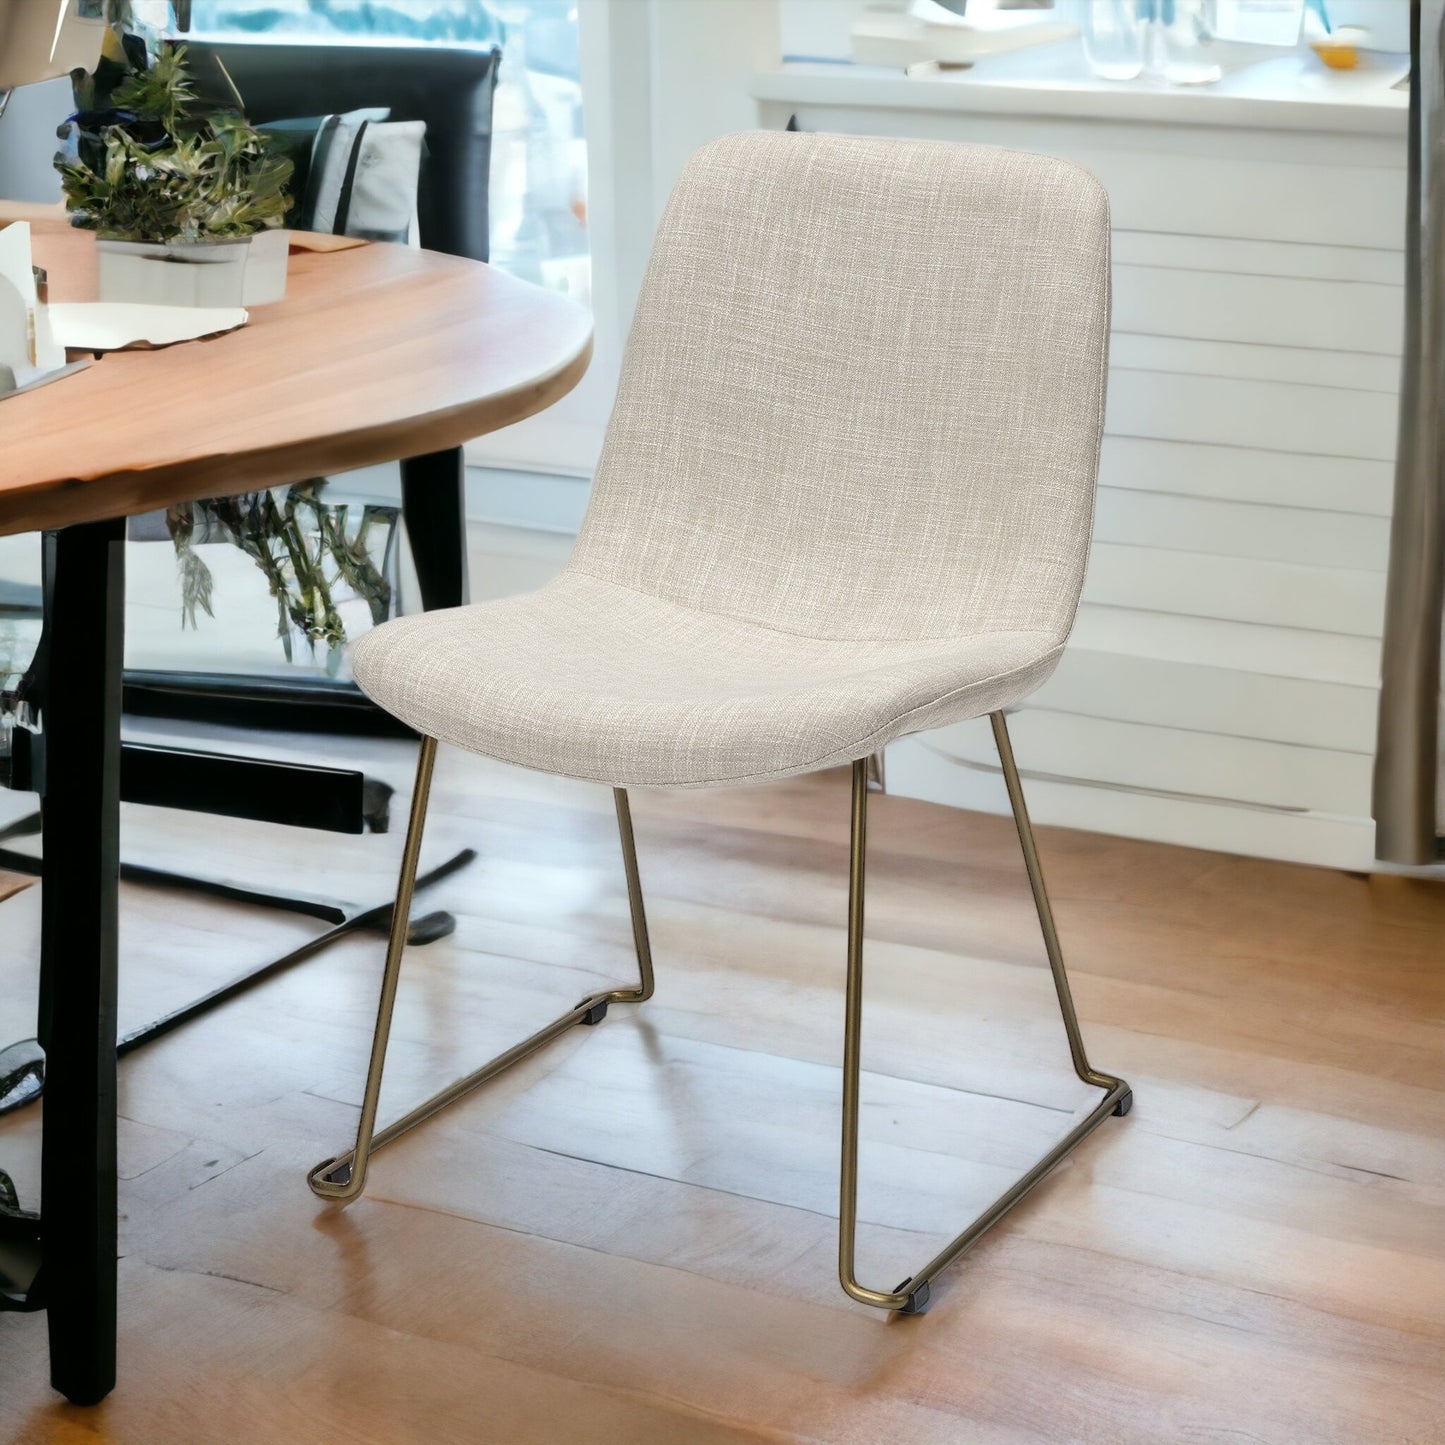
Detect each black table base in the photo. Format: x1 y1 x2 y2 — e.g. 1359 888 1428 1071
34 517 124 1405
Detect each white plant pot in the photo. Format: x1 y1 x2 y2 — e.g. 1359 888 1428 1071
241 227 290 305
96 230 290 308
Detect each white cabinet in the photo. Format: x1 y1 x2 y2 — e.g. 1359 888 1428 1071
754 58 1409 869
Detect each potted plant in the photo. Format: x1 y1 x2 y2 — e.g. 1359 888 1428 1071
54 24 293 306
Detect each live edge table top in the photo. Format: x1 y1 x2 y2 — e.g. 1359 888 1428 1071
0 225 594 537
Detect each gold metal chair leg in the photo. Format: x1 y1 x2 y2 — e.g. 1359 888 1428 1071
838 710 1130 1313
308 740 655 1201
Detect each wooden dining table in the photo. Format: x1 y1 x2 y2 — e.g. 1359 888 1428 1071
0 222 592 1404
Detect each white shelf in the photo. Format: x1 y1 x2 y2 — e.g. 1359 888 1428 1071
753 43 1409 136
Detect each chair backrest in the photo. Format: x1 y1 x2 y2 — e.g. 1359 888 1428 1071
571 131 1112 644
184 42 500 261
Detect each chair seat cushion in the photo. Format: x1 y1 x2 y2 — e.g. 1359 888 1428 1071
351 571 1062 789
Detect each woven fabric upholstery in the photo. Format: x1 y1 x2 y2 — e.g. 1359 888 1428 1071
353 131 1111 788
354 572 1061 787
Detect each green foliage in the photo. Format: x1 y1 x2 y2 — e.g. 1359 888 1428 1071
55 35 292 244
169 486 395 669
112 45 197 134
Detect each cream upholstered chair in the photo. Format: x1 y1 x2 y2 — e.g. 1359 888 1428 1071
308 131 1130 1315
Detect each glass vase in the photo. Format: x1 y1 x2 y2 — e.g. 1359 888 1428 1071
1141 0 1223 85
1080 0 1146 81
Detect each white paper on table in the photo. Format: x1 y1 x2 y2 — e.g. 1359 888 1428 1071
0 223 67 387
47 302 249 352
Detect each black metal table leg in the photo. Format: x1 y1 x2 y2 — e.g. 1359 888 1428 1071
36 518 124 1406
401 446 469 611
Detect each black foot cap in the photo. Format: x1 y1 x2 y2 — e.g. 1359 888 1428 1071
406 911 457 947
1112 1090 1133 1117
895 1277 931 1315
579 999 609 1026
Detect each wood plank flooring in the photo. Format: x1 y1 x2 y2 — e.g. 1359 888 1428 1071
1 724 1442 1443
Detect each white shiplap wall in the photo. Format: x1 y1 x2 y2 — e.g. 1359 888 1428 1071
751 78 1407 870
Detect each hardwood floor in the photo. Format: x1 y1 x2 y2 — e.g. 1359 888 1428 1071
1 726 1442 1443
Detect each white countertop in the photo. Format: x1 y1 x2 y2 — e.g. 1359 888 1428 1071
753 42 1409 136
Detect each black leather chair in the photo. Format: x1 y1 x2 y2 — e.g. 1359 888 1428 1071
190 43 499 265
